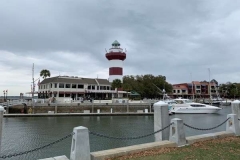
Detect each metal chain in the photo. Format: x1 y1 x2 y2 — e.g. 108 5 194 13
184 118 230 131
0 132 74 159
89 122 173 140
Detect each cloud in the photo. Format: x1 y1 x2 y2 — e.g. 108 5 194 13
1 0 240 95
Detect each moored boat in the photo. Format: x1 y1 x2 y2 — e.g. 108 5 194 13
170 98 221 114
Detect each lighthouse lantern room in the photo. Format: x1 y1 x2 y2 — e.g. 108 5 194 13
105 40 126 82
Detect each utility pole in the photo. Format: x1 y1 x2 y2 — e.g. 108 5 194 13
32 63 35 113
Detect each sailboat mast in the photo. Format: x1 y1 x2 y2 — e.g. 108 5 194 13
208 68 212 106
191 73 194 100
208 68 211 99
32 63 34 100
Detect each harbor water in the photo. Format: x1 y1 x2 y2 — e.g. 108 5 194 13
1 106 231 160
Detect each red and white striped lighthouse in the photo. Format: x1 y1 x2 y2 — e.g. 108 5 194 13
105 40 126 82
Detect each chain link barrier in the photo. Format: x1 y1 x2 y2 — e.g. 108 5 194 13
0 132 74 159
0 117 236 158
184 118 230 131
89 122 173 140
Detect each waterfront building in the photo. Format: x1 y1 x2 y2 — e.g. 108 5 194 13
105 40 126 82
38 76 128 102
172 81 218 98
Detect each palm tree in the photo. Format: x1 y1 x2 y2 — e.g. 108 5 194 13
40 69 51 79
111 79 122 89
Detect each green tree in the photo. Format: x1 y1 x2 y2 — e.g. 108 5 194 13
40 69 51 79
122 74 172 99
111 79 122 89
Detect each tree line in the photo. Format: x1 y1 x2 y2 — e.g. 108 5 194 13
39 69 239 99
112 74 173 99
219 82 240 99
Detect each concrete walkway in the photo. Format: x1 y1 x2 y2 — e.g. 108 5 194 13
3 112 153 117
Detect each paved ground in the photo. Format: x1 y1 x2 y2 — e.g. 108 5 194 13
3 112 153 117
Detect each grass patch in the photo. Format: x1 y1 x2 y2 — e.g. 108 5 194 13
108 136 240 160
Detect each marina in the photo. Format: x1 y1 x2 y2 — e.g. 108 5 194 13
1 106 231 160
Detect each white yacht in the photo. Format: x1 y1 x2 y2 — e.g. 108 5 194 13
153 99 176 114
170 98 221 114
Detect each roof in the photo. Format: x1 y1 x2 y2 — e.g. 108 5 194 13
112 40 120 46
193 81 201 85
40 76 111 85
173 85 188 89
129 91 140 96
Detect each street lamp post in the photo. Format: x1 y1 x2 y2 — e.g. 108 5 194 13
3 90 5 102
6 90 8 102
235 85 238 100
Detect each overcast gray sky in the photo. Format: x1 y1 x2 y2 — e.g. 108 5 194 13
1 0 240 96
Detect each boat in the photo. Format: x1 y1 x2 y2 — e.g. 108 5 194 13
153 100 176 115
220 99 233 106
164 99 177 114
203 69 222 105
203 97 222 105
170 98 222 114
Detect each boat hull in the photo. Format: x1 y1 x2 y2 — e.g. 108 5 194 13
170 107 221 114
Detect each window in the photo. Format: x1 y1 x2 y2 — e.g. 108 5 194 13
177 90 180 93
72 84 77 88
78 84 84 89
92 85 95 90
103 86 106 90
190 104 205 107
50 83 53 88
65 84 70 88
65 94 71 97
100 86 103 90
59 93 64 97
59 83 64 88
88 85 91 89
54 83 58 88
107 86 110 90
97 86 99 90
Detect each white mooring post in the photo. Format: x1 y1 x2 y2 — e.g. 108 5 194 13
0 106 4 152
154 101 170 141
169 118 186 146
231 100 240 119
226 114 240 136
70 126 90 160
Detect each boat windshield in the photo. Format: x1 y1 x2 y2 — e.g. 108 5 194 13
184 99 193 103
175 99 192 104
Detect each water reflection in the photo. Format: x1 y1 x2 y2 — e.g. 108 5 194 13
1 107 231 160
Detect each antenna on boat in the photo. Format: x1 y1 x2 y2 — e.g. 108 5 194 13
152 83 166 100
